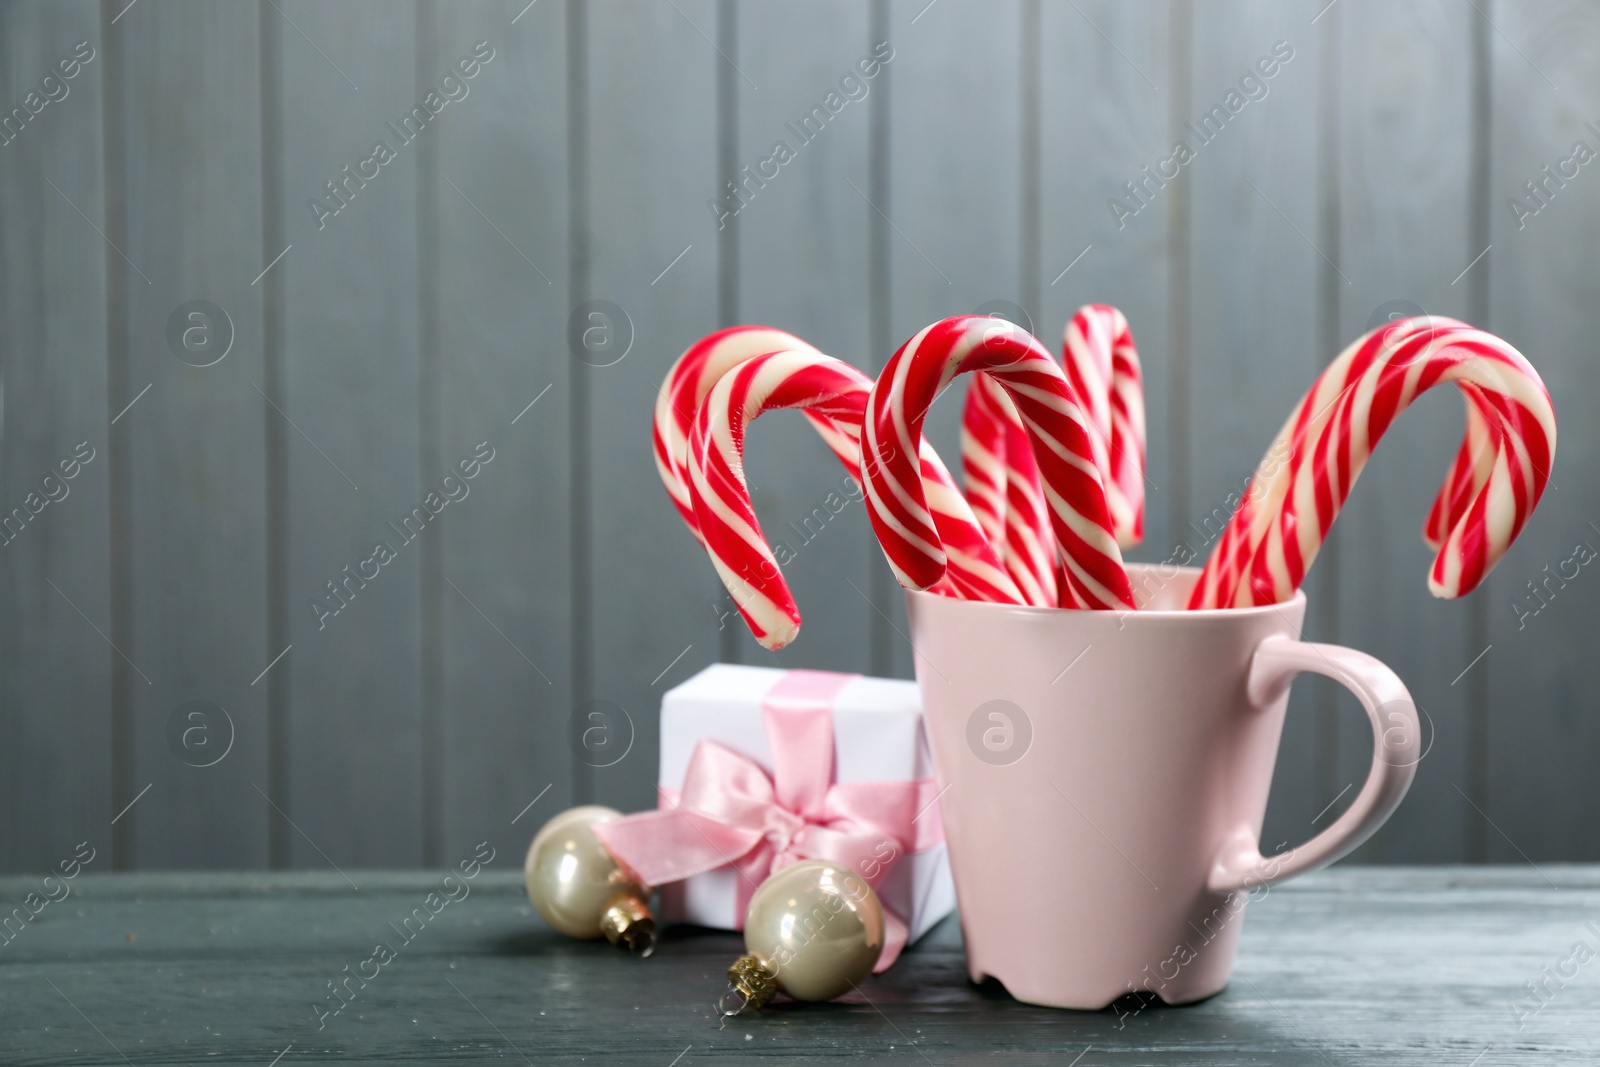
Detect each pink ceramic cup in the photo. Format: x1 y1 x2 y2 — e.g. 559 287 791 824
905 564 1420 1010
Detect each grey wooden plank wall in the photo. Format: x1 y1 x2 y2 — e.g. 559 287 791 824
0 0 1594 872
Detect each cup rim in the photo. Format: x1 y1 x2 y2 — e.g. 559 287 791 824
904 562 1309 619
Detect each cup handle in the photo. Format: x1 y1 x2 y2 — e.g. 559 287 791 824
1207 634 1421 896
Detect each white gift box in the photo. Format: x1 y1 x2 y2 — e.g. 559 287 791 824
655 663 956 945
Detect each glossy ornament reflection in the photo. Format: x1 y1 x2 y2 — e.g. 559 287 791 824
721 859 886 1013
524 805 656 957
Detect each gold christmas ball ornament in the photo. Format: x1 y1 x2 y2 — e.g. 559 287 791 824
720 859 886 1014
524 805 656 957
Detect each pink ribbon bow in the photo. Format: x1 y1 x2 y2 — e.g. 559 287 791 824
593 670 943 971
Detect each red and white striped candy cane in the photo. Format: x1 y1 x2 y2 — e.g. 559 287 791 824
688 349 1020 649
1062 304 1146 549
1189 316 1556 608
866 316 1135 610
653 326 820 542
959 305 1146 606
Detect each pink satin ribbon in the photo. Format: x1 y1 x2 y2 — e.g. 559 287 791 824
593 670 943 972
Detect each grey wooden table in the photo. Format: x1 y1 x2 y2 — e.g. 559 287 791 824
0 867 1595 1065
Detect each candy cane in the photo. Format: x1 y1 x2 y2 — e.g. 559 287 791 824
1061 304 1146 549
688 349 1020 649
1189 317 1556 608
866 316 1135 610
960 305 1145 606
654 326 821 542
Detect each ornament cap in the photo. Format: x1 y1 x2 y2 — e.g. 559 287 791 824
722 954 779 1015
599 891 657 958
